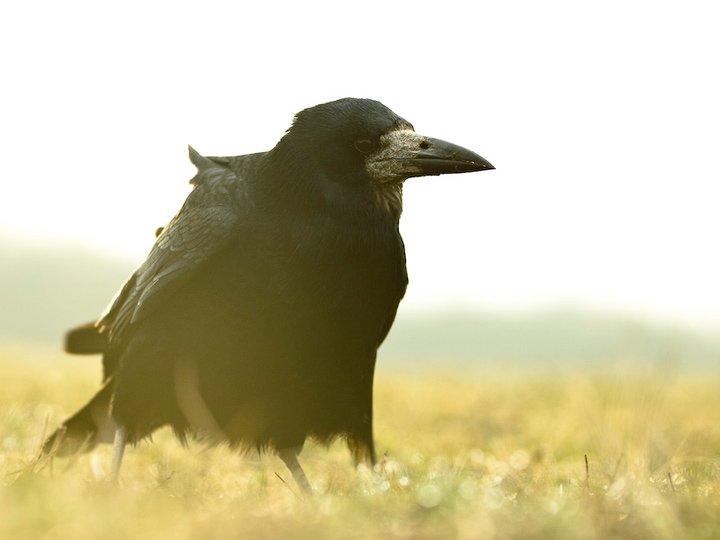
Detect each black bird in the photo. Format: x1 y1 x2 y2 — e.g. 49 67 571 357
46 98 494 489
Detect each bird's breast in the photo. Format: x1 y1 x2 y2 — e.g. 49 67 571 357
222 218 406 341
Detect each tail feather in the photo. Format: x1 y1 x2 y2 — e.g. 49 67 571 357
43 381 116 457
64 322 108 355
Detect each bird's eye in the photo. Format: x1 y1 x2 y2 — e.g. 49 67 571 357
354 139 376 154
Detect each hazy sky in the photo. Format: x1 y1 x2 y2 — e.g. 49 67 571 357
2 1 719 325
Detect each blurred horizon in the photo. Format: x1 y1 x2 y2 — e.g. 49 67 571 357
3 231 720 329
2 236 719 370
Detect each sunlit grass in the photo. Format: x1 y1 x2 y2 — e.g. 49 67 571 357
1 346 719 539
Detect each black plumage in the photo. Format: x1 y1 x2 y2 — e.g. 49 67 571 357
47 98 494 488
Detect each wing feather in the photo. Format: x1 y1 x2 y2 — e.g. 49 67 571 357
98 148 248 342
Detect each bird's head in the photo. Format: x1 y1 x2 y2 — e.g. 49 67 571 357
261 98 494 215
284 98 494 186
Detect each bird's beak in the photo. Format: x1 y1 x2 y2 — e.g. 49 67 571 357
366 129 494 183
407 137 495 176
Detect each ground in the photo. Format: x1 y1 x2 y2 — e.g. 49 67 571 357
1 345 719 539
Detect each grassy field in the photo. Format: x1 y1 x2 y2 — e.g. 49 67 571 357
1 345 719 539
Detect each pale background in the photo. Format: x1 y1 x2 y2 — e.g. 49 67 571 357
2 0 719 327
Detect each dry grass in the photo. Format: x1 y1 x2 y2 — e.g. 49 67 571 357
1 346 719 539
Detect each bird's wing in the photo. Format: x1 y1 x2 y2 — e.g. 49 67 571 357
98 146 248 342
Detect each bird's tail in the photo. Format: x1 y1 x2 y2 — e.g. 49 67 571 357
64 321 108 355
42 381 116 457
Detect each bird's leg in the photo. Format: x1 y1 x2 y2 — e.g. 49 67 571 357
278 447 311 493
109 425 127 483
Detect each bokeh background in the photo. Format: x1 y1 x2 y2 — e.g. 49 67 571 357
2 0 719 366
2 2 720 538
